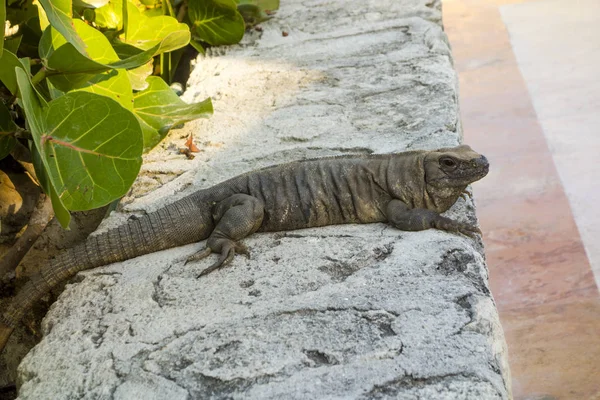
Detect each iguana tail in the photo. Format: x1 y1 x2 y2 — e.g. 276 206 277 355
0 196 211 353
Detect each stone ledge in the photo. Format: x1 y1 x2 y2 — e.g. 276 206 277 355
16 1 511 399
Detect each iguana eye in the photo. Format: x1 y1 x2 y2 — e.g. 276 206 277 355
440 157 457 168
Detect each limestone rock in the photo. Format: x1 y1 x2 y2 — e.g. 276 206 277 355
16 0 511 399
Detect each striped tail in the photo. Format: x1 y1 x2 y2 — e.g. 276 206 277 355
0 196 211 352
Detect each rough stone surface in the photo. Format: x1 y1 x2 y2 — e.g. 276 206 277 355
15 0 511 398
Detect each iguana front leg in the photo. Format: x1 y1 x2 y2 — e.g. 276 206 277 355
385 199 481 237
187 194 264 277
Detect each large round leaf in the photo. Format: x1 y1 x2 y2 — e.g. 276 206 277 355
31 144 72 228
127 60 153 91
119 1 190 53
38 0 88 55
40 19 157 94
15 67 71 228
133 76 213 149
188 0 245 46
40 20 137 109
0 50 21 94
94 0 123 29
41 91 143 210
236 0 279 10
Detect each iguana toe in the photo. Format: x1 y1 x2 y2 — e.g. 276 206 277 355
184 247 212 265
196 245 235 278
235 242 250 258
459 189 472 201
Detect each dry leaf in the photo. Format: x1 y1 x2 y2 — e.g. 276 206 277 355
185 134 201 152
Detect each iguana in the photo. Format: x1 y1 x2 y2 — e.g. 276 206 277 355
0 144 489 352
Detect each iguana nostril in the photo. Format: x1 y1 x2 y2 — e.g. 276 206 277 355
474 156 489 169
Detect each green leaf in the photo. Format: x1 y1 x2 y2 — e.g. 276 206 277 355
82 8 95 22
121 0 128 36
15 17 43 58
0 136 16 160
37 0 51 30
1 0 6 57
3 35 22 54
127 60 153 91
120 2 190 53
189 39 206 54
94 0 122 29
138 0 160 7
40 18 181 93
133 76 213 149
31 144 71 228
78 69 134 110
42 91 143 210
163 0 175 17
41 23 136 109
188 0 245 46
236 0 279 11
40 20 154 109
17 68 141 212
38 0 88 55
46 79 65 100
237 3 271 27
73 0 110 9
0 102 17 160
0 50 21 94
19 57 32 74
15 68 46 137
40 20 158 81
5 0 39 26
15 67 70 226
135 114 160 150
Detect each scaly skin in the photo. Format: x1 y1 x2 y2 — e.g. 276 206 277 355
0 144 489 352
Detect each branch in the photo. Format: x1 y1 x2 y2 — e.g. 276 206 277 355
0 194 54 281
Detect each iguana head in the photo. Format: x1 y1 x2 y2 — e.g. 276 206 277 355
423 145 489 188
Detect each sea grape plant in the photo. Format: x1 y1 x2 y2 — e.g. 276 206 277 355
0 0 279 229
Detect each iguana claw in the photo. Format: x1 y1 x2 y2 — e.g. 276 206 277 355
459 189 472 202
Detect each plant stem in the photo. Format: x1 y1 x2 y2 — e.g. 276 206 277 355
165 0 176 17
14 128 33 140
177 2 188 22
31 67 47 86
0 194 54 281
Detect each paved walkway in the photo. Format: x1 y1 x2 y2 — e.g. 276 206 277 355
444 0 600 398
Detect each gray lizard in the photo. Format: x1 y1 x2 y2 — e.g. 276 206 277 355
0 144 489 352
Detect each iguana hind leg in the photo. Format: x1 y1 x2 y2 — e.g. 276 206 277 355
386 199 481 237
187 194 264 277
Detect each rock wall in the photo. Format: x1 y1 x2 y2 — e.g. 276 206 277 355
16 0 511 398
